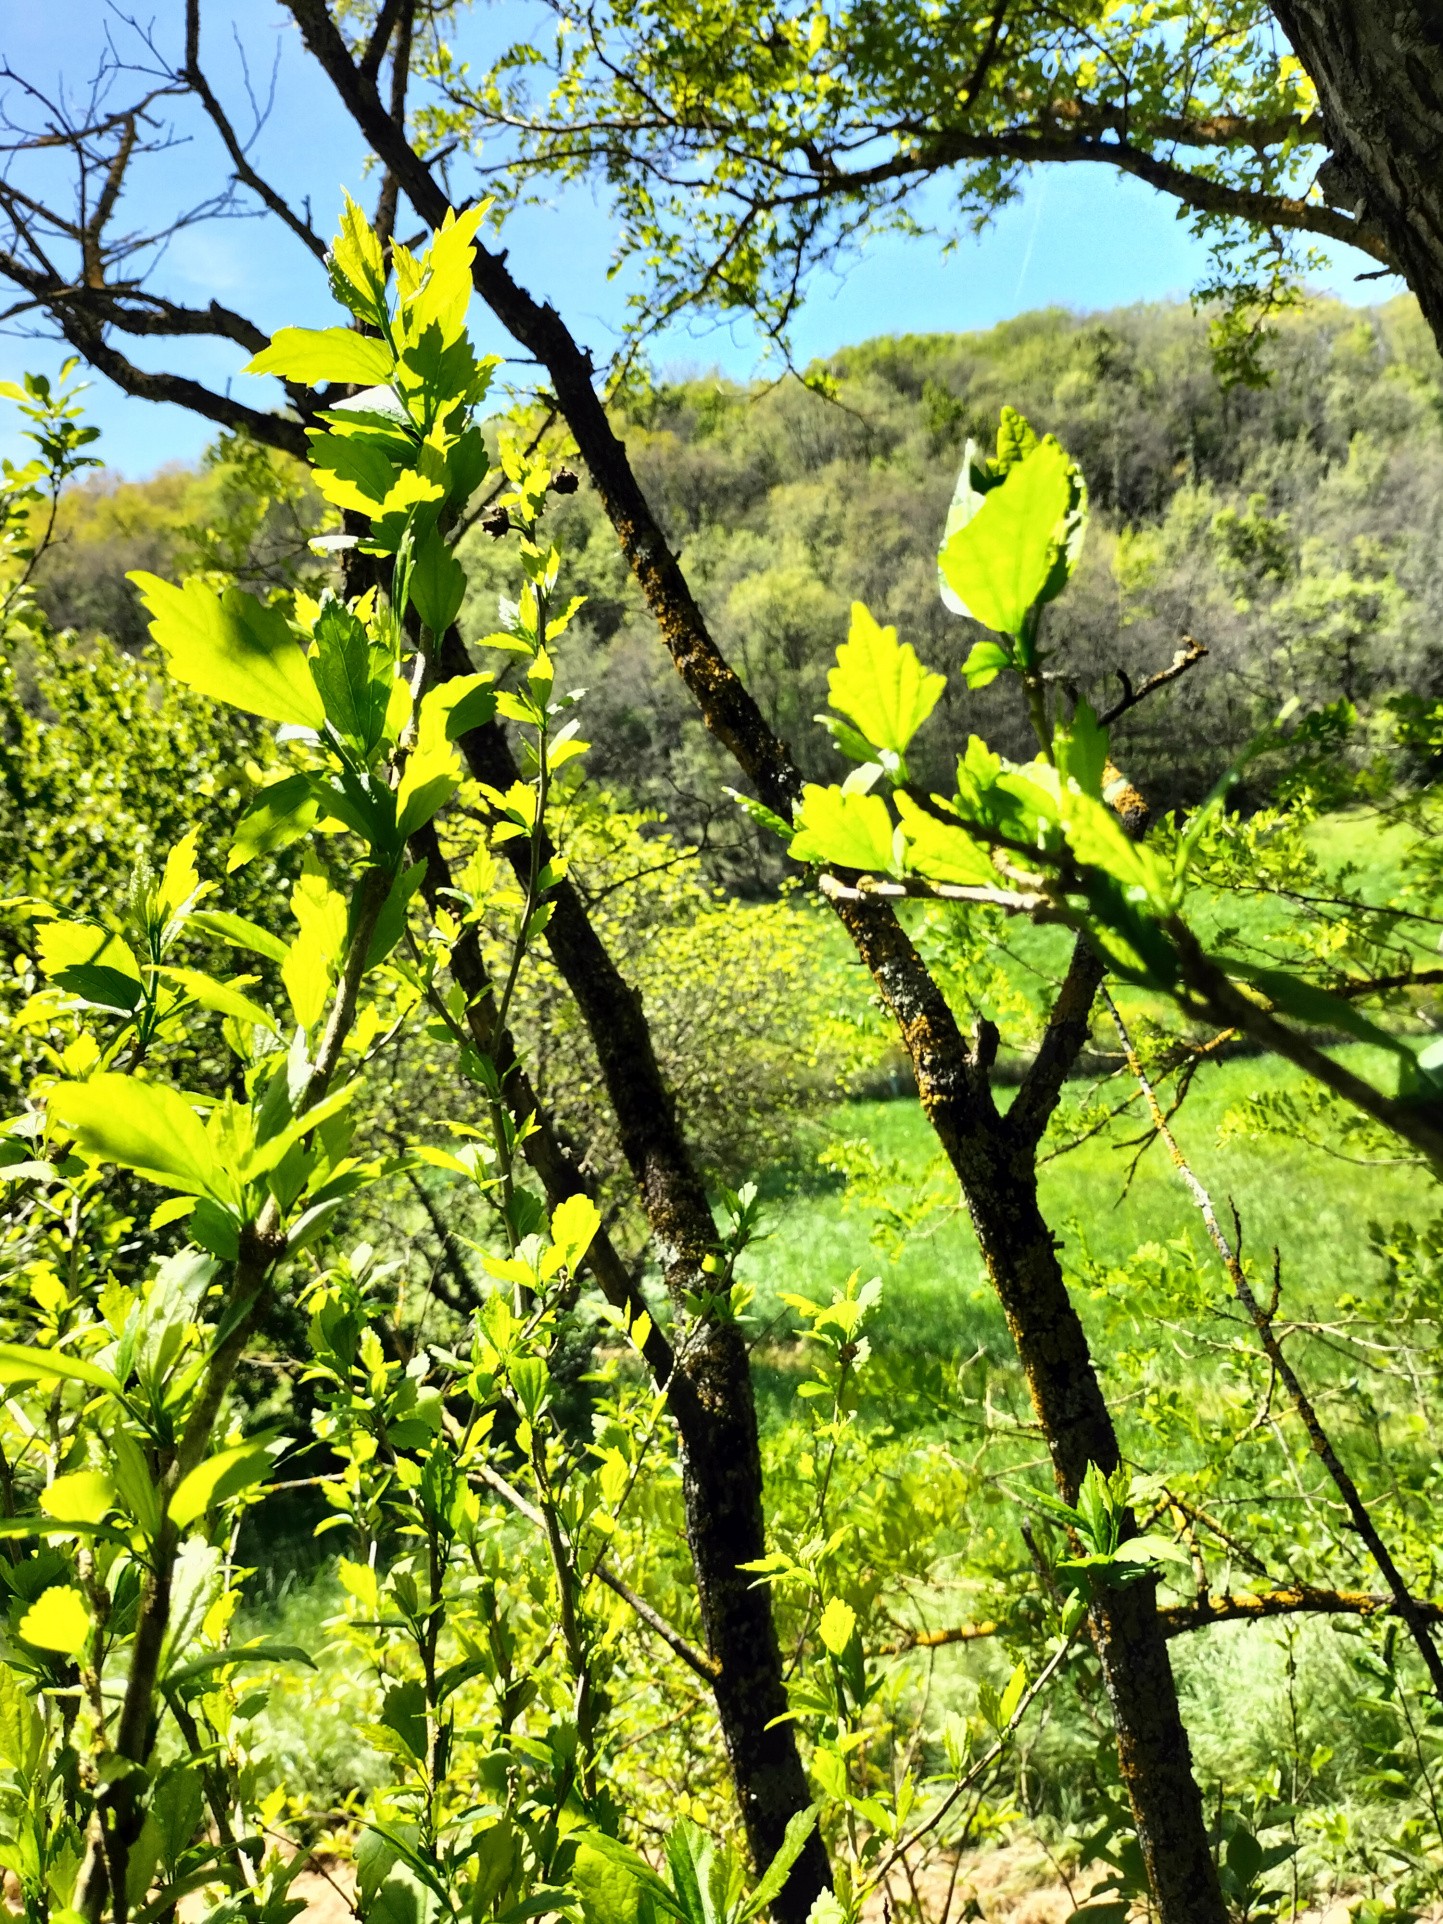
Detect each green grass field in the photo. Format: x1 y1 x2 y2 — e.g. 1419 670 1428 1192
738 1047 1432 1365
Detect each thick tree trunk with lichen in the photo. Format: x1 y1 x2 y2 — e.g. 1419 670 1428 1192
428 640 830 1922
1269 1 1443 346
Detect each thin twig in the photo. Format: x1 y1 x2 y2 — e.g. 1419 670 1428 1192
1103 986 1443 1705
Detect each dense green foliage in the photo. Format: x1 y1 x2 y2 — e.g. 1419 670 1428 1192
448 294 1443 879
7 240 1443 1923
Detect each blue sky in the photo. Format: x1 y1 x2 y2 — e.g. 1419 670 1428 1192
0 3 1406 476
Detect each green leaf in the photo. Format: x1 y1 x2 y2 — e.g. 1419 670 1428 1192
129 574 324 729
1054 700 1108 797
307 432 399 517
1060 791 1170 908
790 785 898 873
961 639 1013 689
724 787 795 841
0 1342 121 1394
396 684 463 838
228 774 320 875
169 1444 274 1530
36 920 141 986
377 1678 428 1761
938 437 1079 638
328 192 390 326
0 1665 43 1775
826 603 945 754
366 861 428 969
997 1659 1027 1724
739 1807 819 1922
245 327 394 389
542 1193 600 1280
439 673 497 741
40 1471 115 1525
409 523 466 635
187 910 289 967
49 1075 225 1200
158 969 276 1031
817 1597 856 1655
573 1836 678 1924
18 1585 90 1655
894 793 997 886
1225 960 1415 1060
165 1640 316 1691
310 594 395 757
51 964 144 1015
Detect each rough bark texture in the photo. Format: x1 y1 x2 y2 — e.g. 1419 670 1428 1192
1269 1 1443 346
424 644 830 1918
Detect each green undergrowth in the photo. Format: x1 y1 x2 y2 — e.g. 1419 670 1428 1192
738 1047 1432 1373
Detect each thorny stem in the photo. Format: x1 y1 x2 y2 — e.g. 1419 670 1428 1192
1102 986 1443 1707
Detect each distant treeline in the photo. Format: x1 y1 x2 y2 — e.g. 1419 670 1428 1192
36 293 1443 880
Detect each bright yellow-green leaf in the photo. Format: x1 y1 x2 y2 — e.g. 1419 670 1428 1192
245 326 394 388
35 921 140 984
158 829 205 924
329 192 389 323
396 683 463 838
129 574 325 729
400 203 488 348
818 1597 856 1655
281 859 347 1030
1060 791 1170 907
789 785 898 873
18 1585 90 1655
0 1343 121 1394
542 1193 601 1280
188 910 290 967
939 438 1076 638
170 1443 273 1530
337 1557 378 1612
827 603 945 754
998 1660 1028 1726
159 969 276 1031
40 1471 115 1526
49 1075 224 1200
894 793 997 885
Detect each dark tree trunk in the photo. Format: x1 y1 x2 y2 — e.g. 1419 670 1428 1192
829 907 1224 1922
1269 1 1443 348
425 646 830 1921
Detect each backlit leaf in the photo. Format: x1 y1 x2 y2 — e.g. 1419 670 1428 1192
938 438 1078 638
170 1443 274 1530
246 327 393 389
129 574 324 729
827 603 945 754
790 786 898 873
228 774 320 874
817 1597 856 1655
49 1075 224 1199
18 1585 90 1655
41 1471 115 1526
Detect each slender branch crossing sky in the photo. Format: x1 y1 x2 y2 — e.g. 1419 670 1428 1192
0 3 1405 475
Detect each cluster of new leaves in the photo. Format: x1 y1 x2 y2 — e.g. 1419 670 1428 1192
768 406 1443 1169
0 361 102 631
